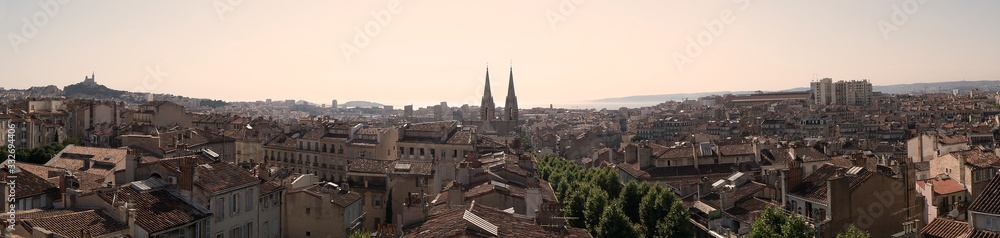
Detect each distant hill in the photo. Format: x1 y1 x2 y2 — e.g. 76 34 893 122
343 101 384 108
592 80 1000 106
872 80 1000 94
595 87 809 104
62 82 129 99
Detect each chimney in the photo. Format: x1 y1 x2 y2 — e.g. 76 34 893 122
692 145 699 169
448 181 464 207
787 167 803 190
853 155 866 168
637 144 652 168
180 158 195 191
525 182 542 217
623 144 637 163
83 158 92 170
721 187 735 210
257 164 271 181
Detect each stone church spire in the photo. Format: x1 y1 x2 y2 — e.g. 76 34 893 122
480 65 496 121
504 64 518 122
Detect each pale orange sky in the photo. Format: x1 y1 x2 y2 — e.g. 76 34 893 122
1 1 998 108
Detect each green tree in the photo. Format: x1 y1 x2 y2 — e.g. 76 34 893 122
385 189 393 224
746 206 814 238
836 225 870 238
630 135 645 142
619 180 643 223
584 188 609 235
349 229 371 238
62 137 81 146
597 203 639 238
565 186 589 228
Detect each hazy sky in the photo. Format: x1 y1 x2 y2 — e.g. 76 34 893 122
1 0 998 108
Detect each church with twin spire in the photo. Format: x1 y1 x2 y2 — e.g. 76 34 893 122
468 64 520 135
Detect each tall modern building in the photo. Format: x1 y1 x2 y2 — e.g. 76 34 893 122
480 66 496 121
331 99 338 109
811 78 873 106
503 66 519 122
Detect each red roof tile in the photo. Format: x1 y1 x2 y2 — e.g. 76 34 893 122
919 218 969 238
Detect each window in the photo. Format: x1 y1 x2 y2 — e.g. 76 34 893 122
453 150 458 158
264 221 270 238
272 218 279 237
179 227 187 238
420 148 425 156
245 223 252 238
216 198 225 221
246 189 253 210
306 232 311 237
231 193 241 215
409 147 414 155
306 208 311 215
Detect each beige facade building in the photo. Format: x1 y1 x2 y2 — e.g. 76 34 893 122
811 78 873 106
284 178 364 238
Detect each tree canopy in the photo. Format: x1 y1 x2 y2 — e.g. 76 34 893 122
537 153 690 237
746 206 815 238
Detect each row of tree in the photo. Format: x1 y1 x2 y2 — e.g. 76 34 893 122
537 153 691 237
747 206 870 238
0 138 79 165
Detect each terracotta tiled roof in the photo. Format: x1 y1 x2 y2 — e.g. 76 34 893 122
347 158 393 174
724 197 779 224
289 183 362 208
157 156 259 194
388 160 433 176
0 167 57 198
445 130 475 145
917 177 966 195
938 134 968 145
951 149 1000 168
788 164 873 203
45 145 128 177
794 147 830 162
16 162 107 193
656 146 694 160
919 218 969 238
968 230 1000 238
915 161 931 171
718 144 754 156
402 203 590 237
970 172 1000 214
19 209 127 238
760 148 792 166
94 186 212 234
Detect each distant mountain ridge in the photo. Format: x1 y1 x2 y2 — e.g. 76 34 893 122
343 101 384 108
594 80 1000 104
